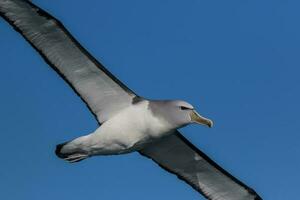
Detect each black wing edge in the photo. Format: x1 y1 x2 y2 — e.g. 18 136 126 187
0 0 138 124
139 132 262 200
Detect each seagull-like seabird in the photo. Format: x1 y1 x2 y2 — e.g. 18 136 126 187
0 0 262 199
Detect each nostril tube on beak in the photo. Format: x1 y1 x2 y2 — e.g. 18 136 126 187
190 110 213 128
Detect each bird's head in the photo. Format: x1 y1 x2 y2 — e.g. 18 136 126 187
148 100 213 129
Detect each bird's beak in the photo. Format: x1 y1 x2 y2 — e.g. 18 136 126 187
190 110 213 128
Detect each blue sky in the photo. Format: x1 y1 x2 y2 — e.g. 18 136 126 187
0 0 299 199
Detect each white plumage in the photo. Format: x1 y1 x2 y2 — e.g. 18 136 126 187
61 100 174 157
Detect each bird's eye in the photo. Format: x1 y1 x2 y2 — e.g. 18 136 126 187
180 106 190 110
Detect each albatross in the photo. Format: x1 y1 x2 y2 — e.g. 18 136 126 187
0 0 262 199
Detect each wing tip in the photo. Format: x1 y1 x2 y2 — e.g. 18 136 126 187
247 187 263 200
254 193 263 200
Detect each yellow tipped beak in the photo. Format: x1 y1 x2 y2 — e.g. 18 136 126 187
190 110 213 128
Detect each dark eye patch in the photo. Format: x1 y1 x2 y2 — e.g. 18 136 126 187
180 106 190 110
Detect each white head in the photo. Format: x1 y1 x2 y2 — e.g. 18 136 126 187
148 100 213 129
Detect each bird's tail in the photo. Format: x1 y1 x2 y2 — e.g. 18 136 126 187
55 141 89 163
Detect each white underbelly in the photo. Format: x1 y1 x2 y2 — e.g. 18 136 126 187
87 101 173 155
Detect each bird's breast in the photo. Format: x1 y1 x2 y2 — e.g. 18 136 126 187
97 100 174 150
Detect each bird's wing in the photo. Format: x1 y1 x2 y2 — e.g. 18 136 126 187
139 131 262 200
0 0 137 123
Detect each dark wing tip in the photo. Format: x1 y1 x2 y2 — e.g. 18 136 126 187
254 193 263 200
246 185 263 200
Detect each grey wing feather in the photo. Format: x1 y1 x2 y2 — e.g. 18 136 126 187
139 131 262 200
0 0 137 123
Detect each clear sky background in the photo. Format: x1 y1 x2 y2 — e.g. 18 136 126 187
0 0 299 199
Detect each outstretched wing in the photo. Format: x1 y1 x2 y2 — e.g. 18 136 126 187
139 131 262 200
0 0 137 123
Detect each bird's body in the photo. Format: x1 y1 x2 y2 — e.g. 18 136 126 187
60 99 175 160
